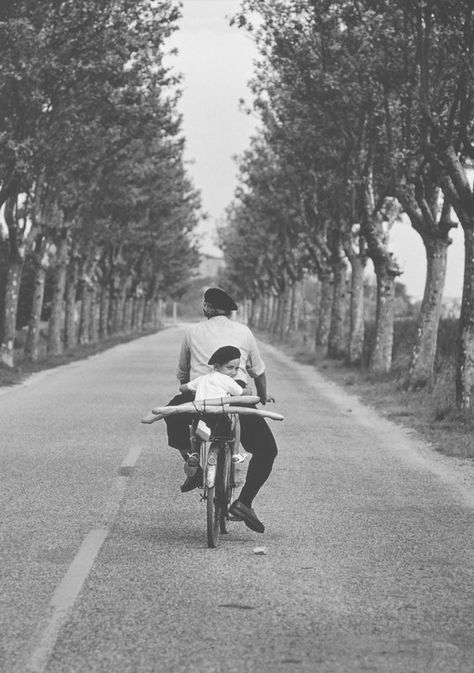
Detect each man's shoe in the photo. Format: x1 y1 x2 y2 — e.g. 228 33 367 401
229 500 265 533
184 452 200 477
180 468 203 493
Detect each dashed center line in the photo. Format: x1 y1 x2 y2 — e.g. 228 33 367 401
25 446 143 673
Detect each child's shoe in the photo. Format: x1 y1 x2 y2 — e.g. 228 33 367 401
184 452 200 477
231 453 245 464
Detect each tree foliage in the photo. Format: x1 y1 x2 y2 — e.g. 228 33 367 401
0 0 201 364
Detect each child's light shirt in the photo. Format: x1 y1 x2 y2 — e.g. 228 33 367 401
186 370 243 400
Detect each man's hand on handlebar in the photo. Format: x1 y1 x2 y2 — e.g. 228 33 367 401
260 395 275 405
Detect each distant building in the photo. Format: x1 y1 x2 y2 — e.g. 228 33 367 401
199 252 225 279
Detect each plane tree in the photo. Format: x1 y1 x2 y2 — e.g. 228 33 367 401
0 0 200 366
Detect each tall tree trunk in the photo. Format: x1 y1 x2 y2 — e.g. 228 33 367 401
0 195 28 367
272 294 282 334
114 278 128 333
397 177 455 388
328 259 348 358
47 232 68 356
347 256 366 365
316 271 333 353
409 237 449 388
136 296 146 331
79 282 92 345
456 225 474 410
64 256 80 350
308 276 321 351
89 283 99 344
435 146 474 411
124 297 133 333
0 261 23 367
99 283 111 340
279 285 292 339
360 170 402 374
290 281 303 334
261 294 270 330
157 297 166 328
248 296 258 328
24 259 47 362
370 264 398 375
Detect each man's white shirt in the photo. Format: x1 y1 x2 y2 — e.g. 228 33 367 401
177 316 265 384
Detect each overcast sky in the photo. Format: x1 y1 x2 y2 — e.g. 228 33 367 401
168 0 464 300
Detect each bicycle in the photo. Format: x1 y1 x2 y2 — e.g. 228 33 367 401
142 395 284 548
189 412 240 548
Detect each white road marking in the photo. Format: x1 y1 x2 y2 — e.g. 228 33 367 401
120 444 142 469
25 446 143 673
27 528 108 673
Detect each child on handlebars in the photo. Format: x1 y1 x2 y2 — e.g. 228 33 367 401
179 345 251 470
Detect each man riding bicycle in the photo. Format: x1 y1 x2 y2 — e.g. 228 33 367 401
164 287 278 534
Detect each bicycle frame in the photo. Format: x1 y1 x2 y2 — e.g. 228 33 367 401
190 414 240 547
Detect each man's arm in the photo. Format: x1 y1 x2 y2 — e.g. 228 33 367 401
245 329 274 403
176 334 191 384
254 372 274 405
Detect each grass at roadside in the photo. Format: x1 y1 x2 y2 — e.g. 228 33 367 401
260 332 474 462
0 328 162 389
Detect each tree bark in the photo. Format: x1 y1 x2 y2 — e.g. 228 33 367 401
47 232 68 356
24 259 47 362
370 264 398 375
409 237 449 388
316 271 333 353
114 277 128 333
290 280 303 334
261 294 271 330
328 259 348 358
0 261 23 367
79 282 92 345
345 255 365 365
360 169 402 374
279 285 293 338
99 283 111 340
64 256 80 350
124 297 133 333
89 283 99 343
434 147 474 410
456 224 474 410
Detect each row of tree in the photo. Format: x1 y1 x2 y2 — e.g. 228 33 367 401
219 0 474 411
0 0 200 367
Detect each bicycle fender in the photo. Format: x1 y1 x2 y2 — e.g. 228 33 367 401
206 444 219 488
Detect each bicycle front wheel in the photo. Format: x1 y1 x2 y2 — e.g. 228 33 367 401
206 485 221 548
216 446 232 534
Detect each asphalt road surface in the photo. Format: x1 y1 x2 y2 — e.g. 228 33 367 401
1 325 474 673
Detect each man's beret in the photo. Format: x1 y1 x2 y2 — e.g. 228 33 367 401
208 345 241 365
204 287 237 311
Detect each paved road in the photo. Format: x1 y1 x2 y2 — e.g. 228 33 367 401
1 325 474 673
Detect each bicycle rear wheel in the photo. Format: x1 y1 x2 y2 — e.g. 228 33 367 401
217 446 232 534
206 485 221 548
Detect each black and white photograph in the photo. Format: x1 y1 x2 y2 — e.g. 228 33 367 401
1 1 473 671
